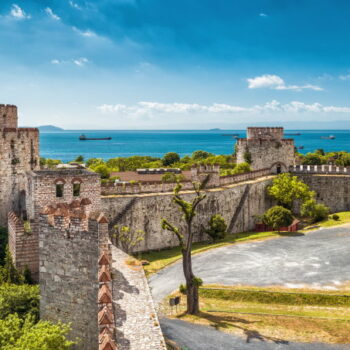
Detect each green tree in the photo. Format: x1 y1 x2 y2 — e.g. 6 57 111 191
262 206 293 232
0 314 75 350
92 164 110 179
268 173 314 209
161 182 206 314
0 284 39 321
301 153 323 165
112 225 145 254
192 150 213 160
301 199 329 223
0 227 8 266
205 214 227 242
74 155 84 163
0 246 24 285
162 152 180 166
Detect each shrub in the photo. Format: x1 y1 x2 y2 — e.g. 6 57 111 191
243 148 252 164
205 214 227 242
262 206 293 232
92 164 110 179
179 284 187 294
301 199 329 223
332 214 340 221
0 246 24 285
192 150 213 160
232 162 251 175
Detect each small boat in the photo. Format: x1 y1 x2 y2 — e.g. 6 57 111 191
298 146 304 150
320 135 335 140
79 134 112 141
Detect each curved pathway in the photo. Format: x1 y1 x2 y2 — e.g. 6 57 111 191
161 319 349 350
150 225 350 350
150 225 350 302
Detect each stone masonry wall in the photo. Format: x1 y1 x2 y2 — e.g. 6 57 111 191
296 174 350 213
236 138 295 171
0 104 18 128
102 176 274 252
8 211 39 280
27 169 101 221
39 209 99 350
0 128 39 225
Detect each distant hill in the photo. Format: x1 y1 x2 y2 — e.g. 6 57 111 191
37 125 64 132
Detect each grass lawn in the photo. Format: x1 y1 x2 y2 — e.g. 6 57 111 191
165 285 350 344
140 211 350 276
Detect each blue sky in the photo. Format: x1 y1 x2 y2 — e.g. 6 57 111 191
1 0 350 129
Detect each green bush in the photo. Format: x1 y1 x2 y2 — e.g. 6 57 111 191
92 164 110 179
179 284 187 294
205 214 227 242
301 199 329 223
0 246 24 285
0 314 75 350
332 214 340 221
262 206 293 231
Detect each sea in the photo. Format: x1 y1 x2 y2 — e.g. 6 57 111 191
40 130 350 163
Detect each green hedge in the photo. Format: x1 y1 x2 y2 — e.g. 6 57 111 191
199 288 350 307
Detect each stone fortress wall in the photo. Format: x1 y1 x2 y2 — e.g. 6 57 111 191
236 127 295 172
102 175 274 252
0 104 40 225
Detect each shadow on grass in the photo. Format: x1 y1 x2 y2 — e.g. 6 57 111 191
177 311 289 345
277 231 305 237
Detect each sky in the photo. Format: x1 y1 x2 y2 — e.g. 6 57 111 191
1 0 350 129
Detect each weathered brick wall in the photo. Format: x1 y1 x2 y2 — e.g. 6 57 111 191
8 211 39 280
247 127 284 140
0 128 40 225
102 176 274 252
39 209 99 350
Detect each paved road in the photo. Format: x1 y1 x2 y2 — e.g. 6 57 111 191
161 318 350 350
149 225 350 302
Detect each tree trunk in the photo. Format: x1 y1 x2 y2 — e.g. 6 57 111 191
182 248 199 314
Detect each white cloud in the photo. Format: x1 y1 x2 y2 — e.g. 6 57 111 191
45 7 60 20
10 4 31 19
69 1 81 10
73 57 89 66
259 13 268 17
339 74 350 80
51 59 60 64
247 74 323 91
72 27 97 37
97 100 350 117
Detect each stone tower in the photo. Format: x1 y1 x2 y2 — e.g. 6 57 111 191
0 104 40 225
236 127 295 172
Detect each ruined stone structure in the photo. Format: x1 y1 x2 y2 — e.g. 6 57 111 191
0 104 40 225
236 127 295 172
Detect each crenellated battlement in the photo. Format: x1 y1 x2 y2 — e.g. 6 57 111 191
0 104 18 129
247 127 284 140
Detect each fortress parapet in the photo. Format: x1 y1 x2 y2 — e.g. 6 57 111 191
236 127 295 173
290 164 350 174
0 104 18 128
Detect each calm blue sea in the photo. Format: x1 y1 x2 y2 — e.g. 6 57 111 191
40 130 350 162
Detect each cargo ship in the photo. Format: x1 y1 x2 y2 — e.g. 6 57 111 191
79 134 112 141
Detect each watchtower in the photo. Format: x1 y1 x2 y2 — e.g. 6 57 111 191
0 104 40 225
236 127 295 172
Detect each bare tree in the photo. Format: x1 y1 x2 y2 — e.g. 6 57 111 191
161 182 206 314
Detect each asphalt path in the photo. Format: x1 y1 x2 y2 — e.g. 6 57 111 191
161 318 350 350
150 225 350 302
149 225 350 350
